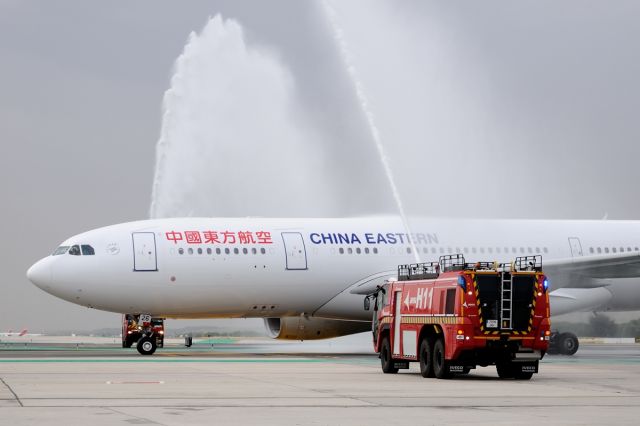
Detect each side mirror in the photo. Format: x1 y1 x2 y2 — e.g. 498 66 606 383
364 296 371 311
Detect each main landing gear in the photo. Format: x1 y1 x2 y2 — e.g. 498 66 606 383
548 331 579 355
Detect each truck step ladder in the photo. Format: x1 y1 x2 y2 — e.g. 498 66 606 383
501 272 512 330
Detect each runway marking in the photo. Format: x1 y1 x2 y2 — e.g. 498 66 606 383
0 358 324 363
106 381 164 385
0 377 23 407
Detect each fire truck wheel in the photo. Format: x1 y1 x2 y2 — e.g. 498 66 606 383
380 337 398 374
433 338 450 379
136 336 157 355
496 361 515 379
559 332 579 355
419 337 434 378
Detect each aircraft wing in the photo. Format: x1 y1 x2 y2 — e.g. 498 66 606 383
544 252 640 287
349 252 640 295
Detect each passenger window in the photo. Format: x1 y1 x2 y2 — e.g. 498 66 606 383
357 248 362 254
178 248 184 255
597 247 602 254
68 245 81 256
261 248 266 254
197 248 203 255
339 248 344 254
216 248 221 255
234 248 239 254
605 247 609 253
406 247 411 254
373 247 378 254
207 248 212 255
589 247 594 254
188 248 193 255
348 247 353 254
243 248 248 254
252 248 257 254
365 247 370 254
612 247 617 253
543 247 548 254
225 248 230 254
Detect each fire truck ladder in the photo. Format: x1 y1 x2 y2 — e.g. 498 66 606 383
500 271 513 330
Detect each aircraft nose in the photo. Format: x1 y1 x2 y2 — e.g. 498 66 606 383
26 258 52 290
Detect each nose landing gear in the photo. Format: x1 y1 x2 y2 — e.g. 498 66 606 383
136 336 157 355
122 314 164 355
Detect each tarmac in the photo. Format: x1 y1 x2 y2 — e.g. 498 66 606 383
1 337 640 425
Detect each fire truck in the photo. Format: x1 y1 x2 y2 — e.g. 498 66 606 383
122 314 164 355
365 255 551 379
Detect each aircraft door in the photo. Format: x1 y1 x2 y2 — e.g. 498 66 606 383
281 232 308 270
568 237 583 257
132 232 158 271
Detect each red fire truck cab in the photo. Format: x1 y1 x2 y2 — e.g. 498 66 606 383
366 254 551 380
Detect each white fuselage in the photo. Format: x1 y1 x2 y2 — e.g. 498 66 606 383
26 217 640 321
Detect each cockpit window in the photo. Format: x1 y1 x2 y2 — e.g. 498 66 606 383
52 246 69 256
68 245 81 256
81 245 95 255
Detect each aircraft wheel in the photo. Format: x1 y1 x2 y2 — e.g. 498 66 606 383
136 336 157 355
380 337 398 374
559 332 579 355
433 338 450 379
419 337 434 378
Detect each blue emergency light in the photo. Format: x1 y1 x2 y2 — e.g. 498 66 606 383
457 275 466 291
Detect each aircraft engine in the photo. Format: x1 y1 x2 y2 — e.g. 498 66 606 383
264 317 371 340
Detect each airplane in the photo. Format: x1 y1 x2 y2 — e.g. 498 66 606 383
0 329 41 337
26 216 640 355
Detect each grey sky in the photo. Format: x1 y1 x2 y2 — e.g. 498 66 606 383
1 1 639 331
